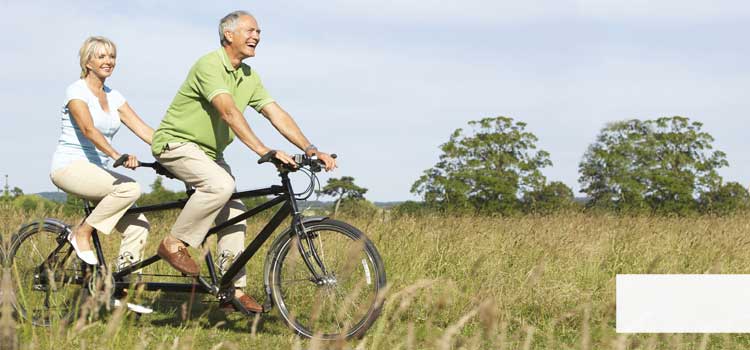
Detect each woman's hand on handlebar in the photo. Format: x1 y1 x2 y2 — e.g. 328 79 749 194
113 153 139 169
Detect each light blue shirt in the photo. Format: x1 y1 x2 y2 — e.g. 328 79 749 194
50 79 126 173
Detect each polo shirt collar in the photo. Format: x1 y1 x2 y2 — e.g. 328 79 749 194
218 47 236 72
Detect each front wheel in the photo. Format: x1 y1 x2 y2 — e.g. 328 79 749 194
265 219 386 339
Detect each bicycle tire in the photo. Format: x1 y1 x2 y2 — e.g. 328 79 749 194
8 220 90 326
265 218 386 339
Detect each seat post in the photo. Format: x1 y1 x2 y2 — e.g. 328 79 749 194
83 200 93 216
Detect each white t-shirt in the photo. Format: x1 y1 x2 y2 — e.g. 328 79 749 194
51 79 126 173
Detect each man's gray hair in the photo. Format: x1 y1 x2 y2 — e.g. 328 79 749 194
219 10 253 46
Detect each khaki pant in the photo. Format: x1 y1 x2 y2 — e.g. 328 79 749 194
50 160 149 270
155 142 247 287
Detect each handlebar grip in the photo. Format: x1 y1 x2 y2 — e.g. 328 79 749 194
258 150 277 164
113 154 129 168
113 154 143 168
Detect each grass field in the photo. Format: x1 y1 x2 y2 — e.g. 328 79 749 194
3 206 750 349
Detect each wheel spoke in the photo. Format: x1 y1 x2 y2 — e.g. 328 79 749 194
29 240 44 261
316 234 326 271
326 289 344 334
280 278 314 284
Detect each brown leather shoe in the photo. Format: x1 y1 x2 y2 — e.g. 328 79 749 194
157 239 200 276
220 294 263 313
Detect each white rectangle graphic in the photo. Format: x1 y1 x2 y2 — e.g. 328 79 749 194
617 274 750 333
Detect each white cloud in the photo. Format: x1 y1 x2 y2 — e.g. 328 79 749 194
254 0 750 23
289 0 577 23
576 0 750 21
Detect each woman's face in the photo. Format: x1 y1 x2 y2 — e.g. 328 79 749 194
86 48 116 80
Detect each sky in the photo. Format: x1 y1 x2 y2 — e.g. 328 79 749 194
1 0 750 201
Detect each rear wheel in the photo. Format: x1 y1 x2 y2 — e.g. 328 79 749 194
266 219 386 339
8 221 91 326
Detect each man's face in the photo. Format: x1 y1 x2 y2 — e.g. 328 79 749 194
228 15 261 59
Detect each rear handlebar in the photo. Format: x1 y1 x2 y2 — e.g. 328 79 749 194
113 155 177 178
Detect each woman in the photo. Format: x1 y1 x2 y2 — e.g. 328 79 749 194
50 36 153 269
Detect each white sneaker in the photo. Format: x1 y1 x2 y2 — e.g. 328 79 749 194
67 230 98 265
113 299 154 314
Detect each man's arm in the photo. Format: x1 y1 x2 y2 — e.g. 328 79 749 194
260 102 337 171
211 93 296 165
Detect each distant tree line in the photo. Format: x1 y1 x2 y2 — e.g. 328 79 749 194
7 114 747 217
2 186 60 212
398 115 748 216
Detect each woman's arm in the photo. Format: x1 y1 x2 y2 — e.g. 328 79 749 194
68 99 122 159
118 102 154 145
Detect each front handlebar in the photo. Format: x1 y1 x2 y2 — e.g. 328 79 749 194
257 151 337 173
114 152 336 176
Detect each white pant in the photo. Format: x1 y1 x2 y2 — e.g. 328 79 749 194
155 142 248 287
50 160 149 269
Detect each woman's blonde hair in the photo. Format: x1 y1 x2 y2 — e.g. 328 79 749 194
79 36 117 78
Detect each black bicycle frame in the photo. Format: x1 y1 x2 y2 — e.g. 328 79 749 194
69 171 327 297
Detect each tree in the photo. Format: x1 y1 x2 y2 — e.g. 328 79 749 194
11 186 23 198
391 200 432 217
137 177 184 206
698 182 750 215
522 181 577 214
62 193 86 215
318 176 368 215
13 195 58 212
337 198 380 217
411 116 551 213
578 119 650 212
579 116 728 214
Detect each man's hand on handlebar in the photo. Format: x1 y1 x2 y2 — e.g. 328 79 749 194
114 153 139 169
258 150 337 172
271 150 297 168
314 152 337 172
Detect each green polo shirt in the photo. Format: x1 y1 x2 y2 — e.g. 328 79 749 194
151 48 275 159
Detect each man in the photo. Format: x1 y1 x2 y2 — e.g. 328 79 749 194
151 10 336 312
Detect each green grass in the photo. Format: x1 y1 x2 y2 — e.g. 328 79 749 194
4 207 750 349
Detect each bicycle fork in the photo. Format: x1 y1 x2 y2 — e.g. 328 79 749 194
292 214 336 286
281 173 333 286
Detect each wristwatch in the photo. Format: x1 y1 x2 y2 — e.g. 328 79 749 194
304 144 318 154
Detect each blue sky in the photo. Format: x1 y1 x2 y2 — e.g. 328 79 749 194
2 0 750 201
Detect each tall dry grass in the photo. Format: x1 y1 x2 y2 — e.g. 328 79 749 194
3 205 750 348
